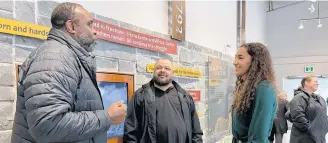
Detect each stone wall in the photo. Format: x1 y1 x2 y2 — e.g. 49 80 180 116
0 0 235 142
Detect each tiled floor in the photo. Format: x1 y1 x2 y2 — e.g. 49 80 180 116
282 130 290 143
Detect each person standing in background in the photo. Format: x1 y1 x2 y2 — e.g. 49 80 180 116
269 91 289 143
285 86 303 122
289 76 328 143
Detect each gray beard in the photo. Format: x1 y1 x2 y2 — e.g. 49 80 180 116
81 41 97 52
74 33 96 52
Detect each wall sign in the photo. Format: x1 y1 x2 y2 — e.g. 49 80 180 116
186 90 201 102
93 19 177 54
0 18 50 39
208 57 221 86
0 18 178 55
170 0 185 41
146 64 201 78
208 56 229 86
304 66 314 73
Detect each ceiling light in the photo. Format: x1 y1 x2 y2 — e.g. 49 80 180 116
298 21 304 29
308 4 315 13
317 19 322 28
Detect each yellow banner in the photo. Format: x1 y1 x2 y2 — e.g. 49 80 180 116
209 79 220 86
0 18 51 40
146 64 201 78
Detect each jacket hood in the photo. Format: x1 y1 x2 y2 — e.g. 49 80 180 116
47 28 92 58
294 88 303 96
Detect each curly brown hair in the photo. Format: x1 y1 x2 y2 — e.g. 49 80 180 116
232 43 277 113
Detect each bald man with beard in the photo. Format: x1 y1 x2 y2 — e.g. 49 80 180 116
124 59 203 143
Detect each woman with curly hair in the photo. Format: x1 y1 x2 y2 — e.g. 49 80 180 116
231 43 277 143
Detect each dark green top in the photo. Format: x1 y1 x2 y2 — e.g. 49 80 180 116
232 81 277 143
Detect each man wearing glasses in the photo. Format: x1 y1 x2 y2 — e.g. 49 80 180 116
124 58 203 143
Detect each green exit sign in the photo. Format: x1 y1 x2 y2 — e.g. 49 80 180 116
304 66 314 73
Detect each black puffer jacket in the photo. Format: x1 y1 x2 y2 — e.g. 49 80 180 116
285 88 304 122
11 28 112 143
289 89 328 143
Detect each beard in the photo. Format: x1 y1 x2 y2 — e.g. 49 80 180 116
75 32 96 52
153 74 172 86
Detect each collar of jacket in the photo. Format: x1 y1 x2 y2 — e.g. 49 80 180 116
47 28 94 59
294 88 303 96
47 28 101 100
299 88 318 98
141 79 188 97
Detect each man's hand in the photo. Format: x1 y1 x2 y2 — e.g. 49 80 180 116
107 100 127 125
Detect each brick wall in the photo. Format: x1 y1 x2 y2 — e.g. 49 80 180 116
0 0 235 142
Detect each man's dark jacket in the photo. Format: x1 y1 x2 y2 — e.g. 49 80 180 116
273 98 289 133
123 80 203 143
11 28 111 143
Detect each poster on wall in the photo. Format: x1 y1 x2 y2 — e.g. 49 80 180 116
208 57 221 86
208 56 228 86
207 57 232 142
0 17 178 55
208 57 229 103
92 19 177 55
208 57 225 102
98 81 128 139
186 90 201 102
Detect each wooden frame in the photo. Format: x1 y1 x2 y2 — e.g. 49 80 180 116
15 64 21 85
96 72 134 102
96 72 134 143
